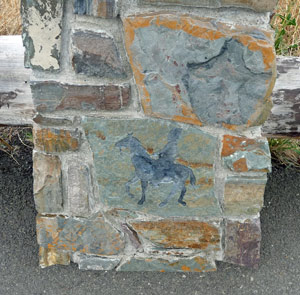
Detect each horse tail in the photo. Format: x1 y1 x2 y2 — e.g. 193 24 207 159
189 168 196 186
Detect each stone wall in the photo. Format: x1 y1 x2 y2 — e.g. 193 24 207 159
21 0 277 272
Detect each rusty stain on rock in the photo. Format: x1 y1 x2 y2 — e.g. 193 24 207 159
130 220 220 250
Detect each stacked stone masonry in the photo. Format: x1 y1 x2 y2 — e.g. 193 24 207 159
21 0 277 272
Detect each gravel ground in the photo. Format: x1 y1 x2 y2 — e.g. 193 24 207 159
0 129 299 295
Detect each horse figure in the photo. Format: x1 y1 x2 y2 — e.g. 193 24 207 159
115 129 196 207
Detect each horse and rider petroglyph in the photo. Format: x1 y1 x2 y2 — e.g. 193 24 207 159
115 128 196 207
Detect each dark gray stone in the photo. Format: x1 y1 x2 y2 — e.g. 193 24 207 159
33 114 76 126
31 81 130 112
72 30 126 78
224 218 261 268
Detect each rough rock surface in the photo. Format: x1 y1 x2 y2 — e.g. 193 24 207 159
33 152 63 213
224 177 266 216
124 14 276 128
222 135 272 172
224 218 261 268
37 214 125 257
33 127 81 153
65 159 93 217
72 30 126 78
82 117 220 218
31 81 131 112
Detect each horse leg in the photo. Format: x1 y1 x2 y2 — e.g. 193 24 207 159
178 185 187 206
138 180 148 205
126 175 139 198
159 182 180 208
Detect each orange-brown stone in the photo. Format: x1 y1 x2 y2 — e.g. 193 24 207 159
232 158 249 172
222 135 257 157
221 135 271 172
130 220 221 250
33 127 80 153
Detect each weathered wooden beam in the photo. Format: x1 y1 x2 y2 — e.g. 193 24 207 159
262 56 300 138
0 35 34 125
0 36 299 136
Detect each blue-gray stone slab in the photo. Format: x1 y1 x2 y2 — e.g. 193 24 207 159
82 117 221 218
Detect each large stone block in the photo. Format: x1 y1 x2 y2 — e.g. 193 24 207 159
140 0 278 12
123 14 276 128
31 81 130 112
21 0 63 71
33 127 81 153
33 152 63 213
222 135 271 172
224 218 261 268
129 220 221 251
119 256 216 272
37 214 125 257
82 117 221 218
72 30 126 78
74 0 118 18
224 177 267 216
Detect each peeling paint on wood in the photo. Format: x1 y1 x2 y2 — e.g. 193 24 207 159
262 57 300 138
0 36 34 125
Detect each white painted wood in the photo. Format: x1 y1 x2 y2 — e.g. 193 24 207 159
0 35 34 125
262 56 300 138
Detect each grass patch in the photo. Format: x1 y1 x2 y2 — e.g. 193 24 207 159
271 0 300 56
0 126 33 165
269 1 300 168
269 138 300 168
0 0 22 35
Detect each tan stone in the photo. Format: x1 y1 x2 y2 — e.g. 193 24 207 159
39 247 70 268
33 153 63 213
224 179 266 216
130 220 221 251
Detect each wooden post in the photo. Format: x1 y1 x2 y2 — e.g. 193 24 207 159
0 36 299 137
0 35 34 125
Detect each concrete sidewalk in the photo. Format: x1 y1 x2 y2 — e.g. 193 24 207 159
0 153 299 295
